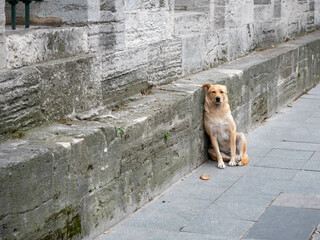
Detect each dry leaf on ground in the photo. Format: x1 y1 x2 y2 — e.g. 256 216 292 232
200 172 210 180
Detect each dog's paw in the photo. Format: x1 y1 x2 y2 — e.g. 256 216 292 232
218 162 225 169
228 161 237 167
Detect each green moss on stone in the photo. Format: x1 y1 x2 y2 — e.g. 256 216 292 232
39 205 82 240
67 214 81 238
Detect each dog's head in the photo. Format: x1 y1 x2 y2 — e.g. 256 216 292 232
202 84 228 105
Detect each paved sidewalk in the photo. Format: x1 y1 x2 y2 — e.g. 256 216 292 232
97 84 320 240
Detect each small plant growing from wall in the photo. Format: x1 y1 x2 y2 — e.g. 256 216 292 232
164 132 170 143
17 132 25 139
115 126 124 138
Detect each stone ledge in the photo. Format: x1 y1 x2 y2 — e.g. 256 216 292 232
0 54 102 136
1 32 320 239
6 26 89 69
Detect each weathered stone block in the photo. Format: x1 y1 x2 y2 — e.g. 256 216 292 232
175 0 210 11
0 55 102 135
225 0 245 28
101 47 148 105
213 5 226 29
279 49 298 79
232 103 251 133
80 180 122 238
205 30 228 67
182 33 206 76
253 20 278 49
254 4 272 21
174 11 209 36
88 22 125 52
0 144 53 217
1 199 55 240
147 39 182 85
6 27 89 69
124 9 174 48
37 55 102 122
274 0 282 18
228 24 254 60
241 0 254 25
0 68 42 135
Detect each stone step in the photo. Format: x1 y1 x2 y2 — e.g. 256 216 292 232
0 54 101 136
0 37 184 136
5 26 89 69
1 31 320 240
0 83 207 240
174 10 209 36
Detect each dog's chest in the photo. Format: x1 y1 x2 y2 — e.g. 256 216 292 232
210 120 231 142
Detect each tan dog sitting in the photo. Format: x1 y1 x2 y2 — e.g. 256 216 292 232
202 83 249 168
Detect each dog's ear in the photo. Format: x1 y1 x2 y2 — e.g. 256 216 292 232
202 83 211 92
223 85 227 93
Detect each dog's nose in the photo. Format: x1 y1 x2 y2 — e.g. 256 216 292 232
216 97 221 102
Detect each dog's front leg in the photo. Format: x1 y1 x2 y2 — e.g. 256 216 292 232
211 136 225 169
228 131 237 166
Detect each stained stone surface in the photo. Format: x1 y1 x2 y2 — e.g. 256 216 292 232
243 206 320 240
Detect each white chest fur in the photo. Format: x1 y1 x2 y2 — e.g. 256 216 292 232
210 121 231 143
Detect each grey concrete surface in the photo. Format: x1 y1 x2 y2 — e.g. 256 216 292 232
97 83 320 240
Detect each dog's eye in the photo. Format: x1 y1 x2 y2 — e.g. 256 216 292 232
212 91 216 93
221 91 224 93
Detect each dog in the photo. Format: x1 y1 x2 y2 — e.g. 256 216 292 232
202 83 249 169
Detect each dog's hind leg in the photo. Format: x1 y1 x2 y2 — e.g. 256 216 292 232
236 133 249 165
208 148 231 161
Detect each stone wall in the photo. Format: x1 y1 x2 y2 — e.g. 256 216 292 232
1 0 320 134
1 32 320 240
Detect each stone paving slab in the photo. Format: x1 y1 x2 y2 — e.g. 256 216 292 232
284 180 320 195
275 141 320 152
265 148 314 160
293 170 320 182
243 206 320 240
173 232 226 240
272 193 320 209
246 147 272 157
182 213 254 239
304 152 320 171
97 84 320 240
255 155 309 170
101 226 178 240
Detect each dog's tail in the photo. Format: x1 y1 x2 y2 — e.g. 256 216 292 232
240 154 249 166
